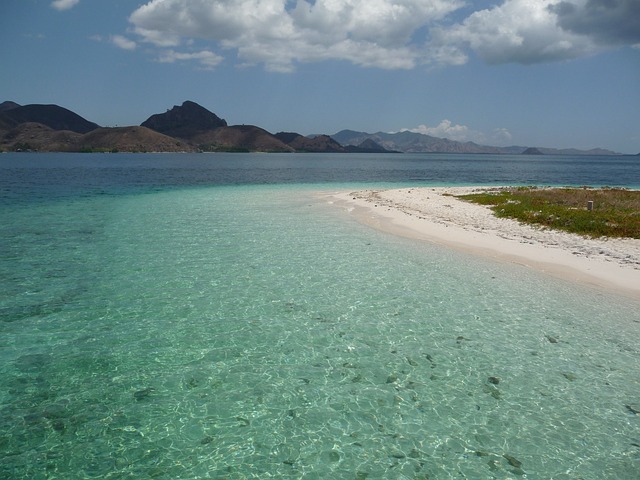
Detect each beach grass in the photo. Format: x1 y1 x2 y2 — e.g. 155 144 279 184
457 187 640 239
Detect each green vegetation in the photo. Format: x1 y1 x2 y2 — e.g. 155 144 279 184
197 143 251 153
79 147 132 153
12 142 34 152
457 187 640 239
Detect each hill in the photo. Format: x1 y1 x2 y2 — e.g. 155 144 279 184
140 101 296 152
0 122 81 152
345 138 398 153
0 123 195 153
333 130 515 154
77 127 196 153
190 125 294 152
274 132 345 152
331 130 619 155
0 101 20 112
0 104 99 134
141 100 227 139
0 99 623 154
522 147 544 155
274 132 396 153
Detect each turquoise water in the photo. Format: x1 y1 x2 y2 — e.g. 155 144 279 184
1 183 639 479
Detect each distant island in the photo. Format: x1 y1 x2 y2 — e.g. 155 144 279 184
521 147 544 155
0 100 623 155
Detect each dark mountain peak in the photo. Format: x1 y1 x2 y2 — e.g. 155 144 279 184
274 131 303 144
190 125 294 152
141 101 227 139
522 147 544 155
275 132 345 152
0 101 20 112
1 103 99 134
357 138 394 153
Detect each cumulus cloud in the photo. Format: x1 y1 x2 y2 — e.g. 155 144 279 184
400 120 483 142
110 35 137 51
128 0 463 71
399 121 513 145
492 128 513 144
51 0 80 11
550 0 640 46
124 0 636 71
157 50 224 69
430 0 599 65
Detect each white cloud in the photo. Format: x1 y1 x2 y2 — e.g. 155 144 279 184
124 0 636 71
430 0 599 65
51 0 80 11
129 0 463 71
399 121 513 145
23 33 46 40
110 35 137 51
157 50 224 69
401 120 479 142
492 128 513 144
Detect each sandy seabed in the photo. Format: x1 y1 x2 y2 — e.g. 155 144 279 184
328 187 640 300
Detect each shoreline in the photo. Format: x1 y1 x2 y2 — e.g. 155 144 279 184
326 186 640 300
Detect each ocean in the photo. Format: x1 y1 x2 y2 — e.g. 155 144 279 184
1 152 639 479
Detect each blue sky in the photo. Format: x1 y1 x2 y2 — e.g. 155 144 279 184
1 0 639 153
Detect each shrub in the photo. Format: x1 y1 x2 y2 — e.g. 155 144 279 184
458 187 640 239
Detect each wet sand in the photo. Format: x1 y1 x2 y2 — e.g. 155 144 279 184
328 187 640 299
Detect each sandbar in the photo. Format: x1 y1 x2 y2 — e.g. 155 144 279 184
327 187 640 299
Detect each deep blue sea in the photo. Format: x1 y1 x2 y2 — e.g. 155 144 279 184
1 152 639 479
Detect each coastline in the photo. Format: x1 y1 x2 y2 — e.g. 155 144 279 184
327 186 640 300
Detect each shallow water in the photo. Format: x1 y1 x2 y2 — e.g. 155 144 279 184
1 182 639 479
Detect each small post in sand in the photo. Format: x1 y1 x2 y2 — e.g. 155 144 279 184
587 200 594 211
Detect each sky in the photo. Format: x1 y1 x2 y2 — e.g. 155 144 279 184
1 0 639 153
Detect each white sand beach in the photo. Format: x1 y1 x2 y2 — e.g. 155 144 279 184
329 187 640 299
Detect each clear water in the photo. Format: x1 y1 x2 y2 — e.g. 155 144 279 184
1 153 640 479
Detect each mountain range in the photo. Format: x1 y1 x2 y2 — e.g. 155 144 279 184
331 130 620 156
0 100 621 155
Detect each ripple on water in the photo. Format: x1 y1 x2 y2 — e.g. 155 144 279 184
1 186 639 479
